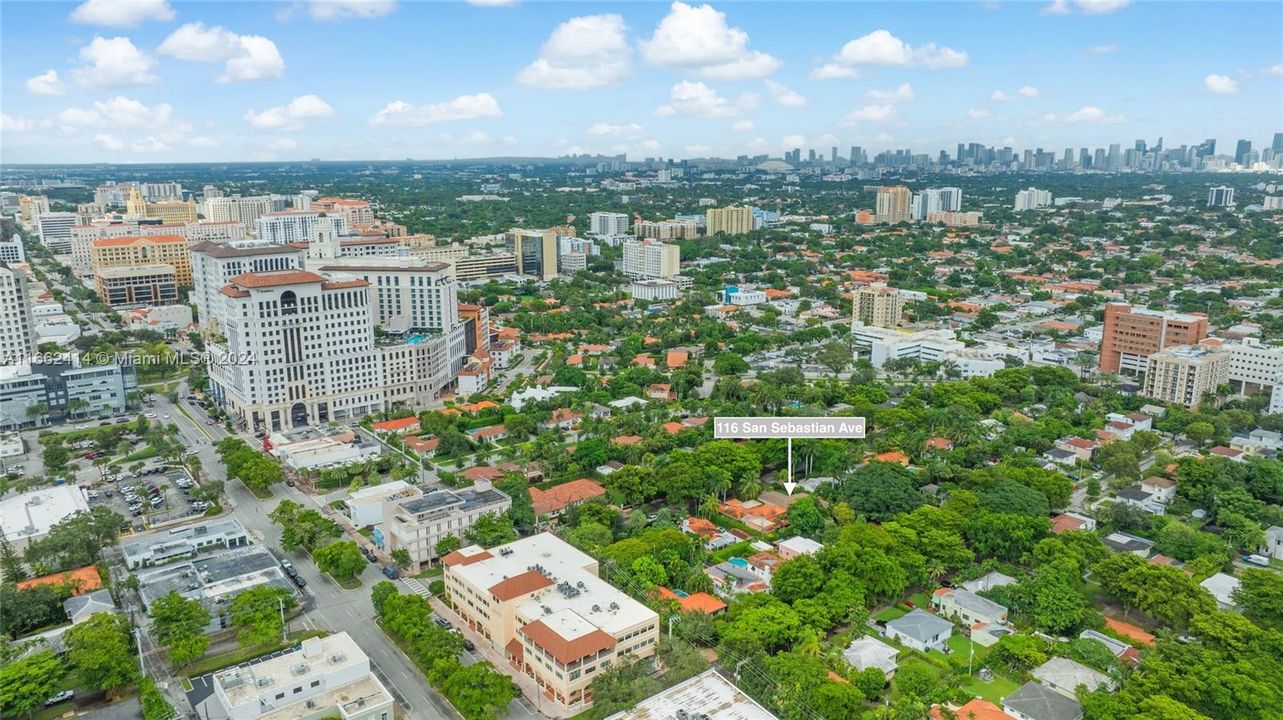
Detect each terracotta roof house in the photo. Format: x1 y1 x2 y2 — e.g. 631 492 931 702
665 350 689 369
872 450 911 466
612 435 643 446
371 416 420 434
404 435 440 457
924 437 954 451
529 479 606 522
16 566 103 596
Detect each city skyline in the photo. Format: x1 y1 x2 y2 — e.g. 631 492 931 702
2 0 1281 164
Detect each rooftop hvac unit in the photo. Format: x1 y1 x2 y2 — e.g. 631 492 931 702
291 663 309 676
591 605 600 613
256 677 273 687
609 602 619 610
328 653 346 664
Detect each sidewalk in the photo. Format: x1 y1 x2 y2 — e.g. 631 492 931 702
427 596 577 719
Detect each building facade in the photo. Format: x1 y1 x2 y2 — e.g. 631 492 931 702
379 481 511 570
0 264 36 366
90 234 193 286
94 264 180 307
0 357 137 429
620 239 680 280
191 241 306 338
1142 344 1231 409
1099 303 1209 375
853 284 905 328
705 205 754 236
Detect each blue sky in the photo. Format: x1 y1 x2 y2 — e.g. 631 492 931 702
2 0 1280 164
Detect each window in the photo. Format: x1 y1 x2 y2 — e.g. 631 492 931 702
293 687 302 694
310 680 321 688
275 692 285 700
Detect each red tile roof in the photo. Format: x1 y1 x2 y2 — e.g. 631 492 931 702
371 417 420 432
489 570 554 601
441 549 493 568
519 618 616 664
15 566 103 595
228 270 325 288
678 592 726 614
529 479 606 515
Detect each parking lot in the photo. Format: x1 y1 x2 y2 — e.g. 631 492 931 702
85 463 210 531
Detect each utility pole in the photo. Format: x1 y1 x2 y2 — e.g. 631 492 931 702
279 597 287 643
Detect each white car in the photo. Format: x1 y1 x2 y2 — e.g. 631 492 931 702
144 412 157 419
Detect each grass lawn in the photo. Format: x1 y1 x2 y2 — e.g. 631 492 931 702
414 566 444 580
875 606 908 622
329 573 363 590
123 446 159 462
961 672 1021 704
181 630 328 678
242 480 274 499
905 592 932 609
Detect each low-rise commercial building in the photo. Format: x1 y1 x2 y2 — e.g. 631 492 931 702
94 264 180 307
379 480 511 570
0 485 89 553
121 518 251 570
443 533 659 713
0 357 137 429
205 632 394 720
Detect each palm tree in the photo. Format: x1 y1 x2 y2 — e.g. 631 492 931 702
798 628 822 657
698 494 720 519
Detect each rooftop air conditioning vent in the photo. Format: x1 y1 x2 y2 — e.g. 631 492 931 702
291 663 309 675
256 677 273 687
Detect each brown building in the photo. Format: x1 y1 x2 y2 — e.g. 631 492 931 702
1099 303 1208 375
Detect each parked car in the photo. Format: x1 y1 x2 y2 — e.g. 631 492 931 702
382 566 400 580
1244 554 1271 567
462 639 475 652
281 560 297 577
292 575 307 588
44 690 74 706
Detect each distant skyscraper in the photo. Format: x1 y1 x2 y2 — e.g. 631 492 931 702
831 146 838 163
1135 139 1146 153
808 149 817 163
1094 148 1107 168
1235 139 1252 165
1079 148 1091 168
1107 143 1121 171
1272 133 1283 154
1197 138 1216 157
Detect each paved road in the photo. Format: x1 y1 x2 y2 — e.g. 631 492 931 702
154 391 468 720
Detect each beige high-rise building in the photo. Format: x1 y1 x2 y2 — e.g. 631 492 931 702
0 263 36 365
853 284 905 328
635 219 698 240
126 188 198 224
620 239 679 280
19 196 50 223
443 533 659 714
1142 344 1231 409
90 235 193 286
705 205 754 236
875 186 912 224
505 226 572 281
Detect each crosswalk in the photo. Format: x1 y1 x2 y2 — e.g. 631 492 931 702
401 576 431 597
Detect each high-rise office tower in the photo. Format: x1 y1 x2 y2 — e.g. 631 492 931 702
831 147 838 163
1235 139 1252 165
1135 139 1146 153
1100 303 1208 375
1272 133 1283 154
1094 148 1107 168
0 263 36 365
1107 143 1121 171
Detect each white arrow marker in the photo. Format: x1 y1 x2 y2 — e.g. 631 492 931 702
784 481 798 495
784 436 795 494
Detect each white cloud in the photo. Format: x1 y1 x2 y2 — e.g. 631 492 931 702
158 23 286 83
653 80 749 117
815 29 967 79
244 94 335 129
764 80 806 107
1203 74 1239 95
966 108 991 118
70 0 174 27
1074 0 1131 14
640 2 781 80
1087 44 1117 54
369 93 502 127
516 14 630 90
437 130 512 146
808 63 857 80
992 86 1037 101
93 133 124 150
1 114 38 132
26 70 67 96
266 137 299 151
132 136 174 153
188 136 218 148
781 134 806 148
685 144 712 155
1045 0 1130 14
991 90 1010 101
56 96 178 131
1017 85 1039 98
587 122 645 138
307 1 397 21
842 104 897 125
866 83 914 103
1044 105 1125 124
1265 64 1283 75
730 119 754 132
70 36 158 88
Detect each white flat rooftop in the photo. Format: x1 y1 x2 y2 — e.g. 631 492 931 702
604 669 778 720
0 485 89 544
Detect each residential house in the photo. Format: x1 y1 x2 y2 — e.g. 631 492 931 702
63 588 117 625
404 435 439 458
529 479 606 526
665 350 689 369
1229 428 1283 456
884 609 953 652
647 383 676 401
681 517 738 551
706 559 768 596
924 437 954 452
744 552 784 586
931 699 1015 720
1199 572 1241 610
1002 682 1083 720
842 635 899 678
1043 448 1078 467
1031 658 1114 698
720 498 788 533
775 536 823 560
1264 525 1283 560
1115 487 1166 515
932 588 1009 626
1102 532 1154 557
370 416 420 435
542 408 582 432
1054 437 1097 463
1208 446 1246 462
1050 513 1097 535
471 425 509 444
1078 629 1141 666
1139 477 1177 503
656 587 727 615
962 571 1018 593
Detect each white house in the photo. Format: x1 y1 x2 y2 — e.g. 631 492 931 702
884 609 952 652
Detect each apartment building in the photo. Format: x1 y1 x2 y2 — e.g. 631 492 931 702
379 481 511 571
191 241 305 339
37 211 79 252
90 234 193 286
1013 187 1053 211
0 264 36 366
19 195 50 222
875 186 912 224
589 212 630 237
635 219 698 240
851 323 963 367
255 210 350 245
203 195 277 225
506 227 573 282
1099 303 1209 375
207 633 393 720
1142 344 1231 409
443 533 659 713
452 252 519 281
0 235 24 265
313 197 375 226
620 239 680 280
71 220 246 277
705 205 754 236
853 284 905 328
205 270 385 432
94 264 179 307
